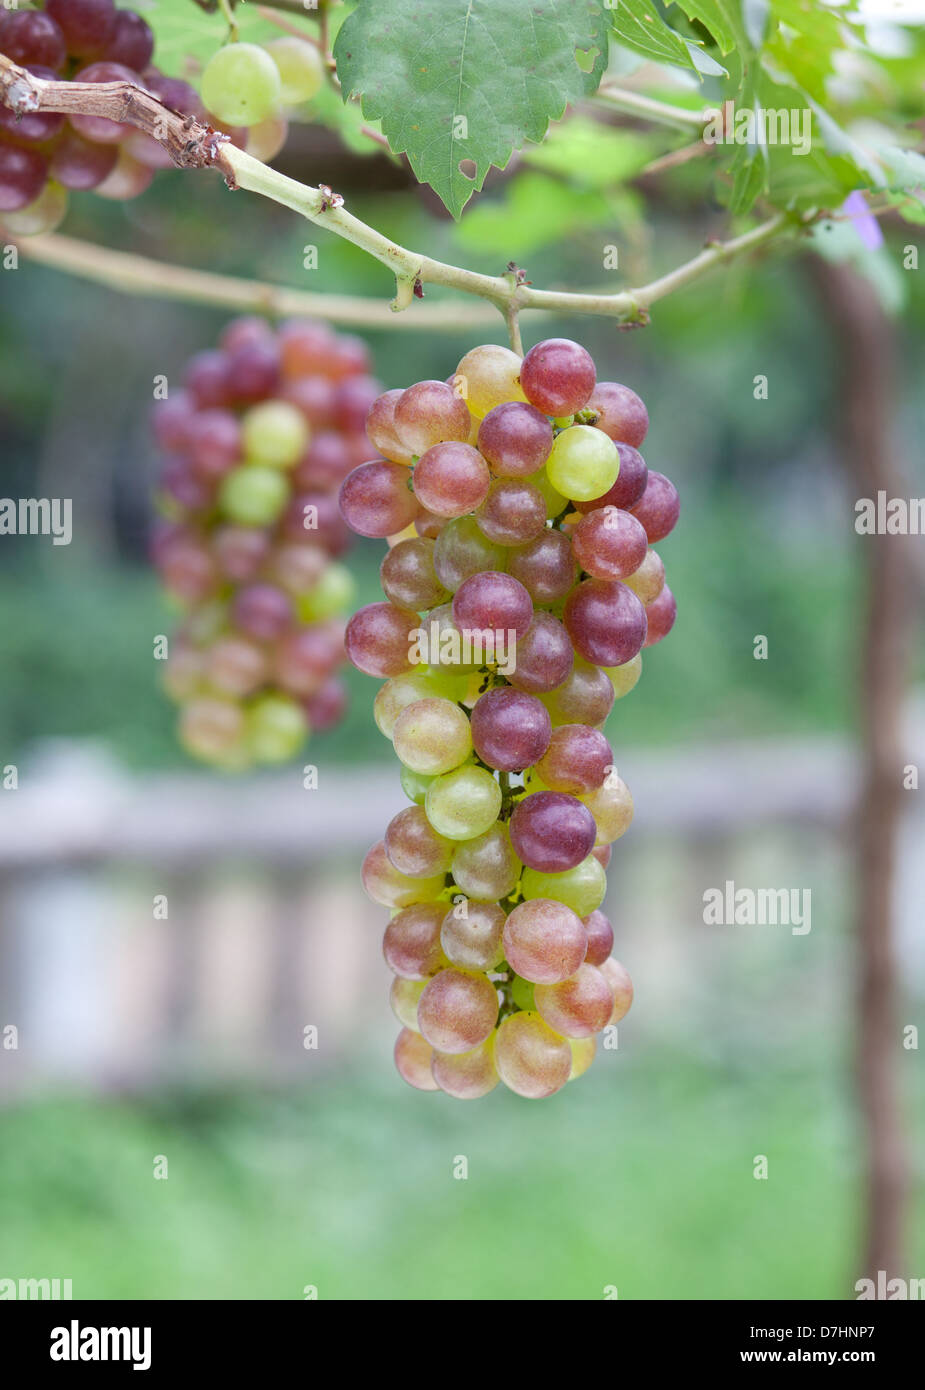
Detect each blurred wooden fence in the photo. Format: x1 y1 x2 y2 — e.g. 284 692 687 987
0 708 922 1094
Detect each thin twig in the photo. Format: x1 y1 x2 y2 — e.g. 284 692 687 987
596 84 707 132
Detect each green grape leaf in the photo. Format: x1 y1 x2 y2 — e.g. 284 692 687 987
607 0 704 71
333 0 609 219
667 0 744 55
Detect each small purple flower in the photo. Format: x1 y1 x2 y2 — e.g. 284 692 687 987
842 190 884 251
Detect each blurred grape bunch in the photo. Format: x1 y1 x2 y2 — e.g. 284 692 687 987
151 316 380 770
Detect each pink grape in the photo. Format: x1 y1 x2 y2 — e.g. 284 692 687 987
563 578 648 668
450 823 521 902
520 338 596 417
495 1011 571 1098
345 602 419 677
383 902 448 978
207 636 268 698
393 379 472 454
362 841 444 911
50 128 118 189
233 584 293 641
502 899 587 984
535 725 613 795
477 401 553 477
586 381 649 447
571 506 648 581
475 479 547 546
431 1036 499 1099
432 516 505 593
103 10 155 68
339 460 418 538
534 963 614 1038
629 471 680 543
540 659 615 727
506 528 577 605
509 791 597 873
46 0 116 58
385 805 454 878
274 626 339 697
440 902 506 972
600 957 634 1022
364 389 415 466
507 613 574 695
643 584 677 646
380 537 447 611
583 909 615 966
0 143 47 212
2 11 67 69
212 525 270 582
623 548 665 604
303 676 347 732
417 968 499 1054
470 687 551 772
452 571 533 641
394 1028 439 1091
412 442 491 519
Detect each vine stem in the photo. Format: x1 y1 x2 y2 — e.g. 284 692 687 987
0 54 797 328
596 84 708 132
8 232 503 329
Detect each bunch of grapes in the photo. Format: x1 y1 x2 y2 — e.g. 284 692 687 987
0 0 200 234
340 338 679 1100
199 34 325 161
0 2 321 238
152 315 380 769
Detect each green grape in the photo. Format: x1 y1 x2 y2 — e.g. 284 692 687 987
390 976 427 1032
521 854 607 917
297 561 355 621
264 36 325 105
602 653 643 700
525 466 568 520
425 766 502 841
545 425 619 502
247 693 308 763
568 1036 596 1080
376 670 454 739
400 765 435 805
3 181 68 236
241 400 309 468
219 465 290 525
201 42 282 127
393 697 472 775
452 344 526 418
510 974 536 1011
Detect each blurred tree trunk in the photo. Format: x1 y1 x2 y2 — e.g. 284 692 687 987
811 257 913 1283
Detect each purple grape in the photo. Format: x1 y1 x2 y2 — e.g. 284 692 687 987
574 442 648 514
475 479 547 546
470 687 552 772
477 401 553 477
535 725 613 795
583 909 615 967
452 571 534 642
50 127 118 189
340 460 419 539
587 381 649 447
225 342 281 404
188 409 242 483
509 791 597 873
520 338 596 417
0 141 47 212
507 612 573 695
506 528 578 606
103 10 154 70
0 11 67 70
233 584 294 642
46 0 117 59
571 505 649 581
629 471 680 543
184 350 232 409
564 579 647 668
643 585 677 646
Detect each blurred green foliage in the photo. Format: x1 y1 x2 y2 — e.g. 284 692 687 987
1 1049 922 1299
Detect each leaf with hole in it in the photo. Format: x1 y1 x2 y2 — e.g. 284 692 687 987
333 0 609 219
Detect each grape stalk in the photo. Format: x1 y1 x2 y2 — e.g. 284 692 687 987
340 338 680 1099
